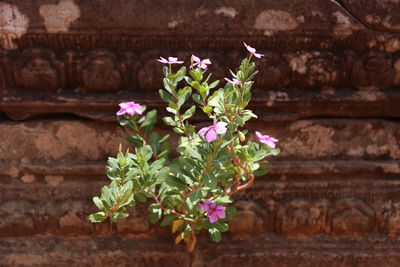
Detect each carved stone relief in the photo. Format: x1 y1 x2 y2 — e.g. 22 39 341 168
77 49 126 92
12 48 65 91
1 47 400 93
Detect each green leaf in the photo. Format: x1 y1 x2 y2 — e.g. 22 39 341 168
93 196 104 210
119 180 133 206
225 206 237 220
126 134 144 147
166 107 177 114
209 80 219 89
209 228 222 242
203 174 216 188
160 214 178 227
192 94 202 104
88 212 107 223
214 221 229 232
134 192 147 203
163 117 177 126
149 203 162 223
173 127 185 135
159 89 173 103
253 168 268 176
140 110 157 133
189 189 203 204
101 186 114 206
177 87 192 108
163 78 173 94
215 195 233 204
190 69 202 81
202 105 212 114
159 134 170 143
165 175 188 190
184 145 202 161
111 212 129 222
182 105 196 120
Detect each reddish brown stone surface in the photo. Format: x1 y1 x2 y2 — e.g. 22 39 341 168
1 0 400 266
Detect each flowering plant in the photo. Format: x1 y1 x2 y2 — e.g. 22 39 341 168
89 43 280 251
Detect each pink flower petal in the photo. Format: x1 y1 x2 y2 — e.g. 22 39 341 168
132 104 143 115
205 129 217 142
157 57 168 63
199 202 209 212
255 131 263 139
216 205 226 211
214 122 227 134
243 42 256 53
254 52 264 58
208 202 217 209
216 210 226 219
203 59 211 65
116 108 126 115
192 55 200 63
224 77 240 85
270 137 279 142
265 140 276 149
209 214 218 223
198 126 211 137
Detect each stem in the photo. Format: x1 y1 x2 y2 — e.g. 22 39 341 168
147 186 186 218
227 143 254 196
187 227 197 253
131 119 159 160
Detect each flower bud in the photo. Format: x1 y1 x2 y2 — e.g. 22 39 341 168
238 131 246 142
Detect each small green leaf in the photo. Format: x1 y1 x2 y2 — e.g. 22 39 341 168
111 212 129 222
163 117 177 126
202 105 212 114
88 212 107 223
159 89 173 102
182 105 196 120
166 107 177 114
253 168 268 176
192 94 202 104
160 214 178 227
134 192 147 203
93 196 104 210
148 203 162 223
209 80 219 89
173 127 185 135
209 228 221 242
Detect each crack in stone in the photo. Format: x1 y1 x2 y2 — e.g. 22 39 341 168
331 0 400 34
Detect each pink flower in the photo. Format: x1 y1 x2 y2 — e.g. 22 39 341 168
117 101 143 116
157 56 184 64
255 131 278 148
224 77 241 85
243 42 264 58
191 55 211 69
199 200 226 223
198 122 228 142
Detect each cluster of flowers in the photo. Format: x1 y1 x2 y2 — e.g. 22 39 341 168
116 43 278 224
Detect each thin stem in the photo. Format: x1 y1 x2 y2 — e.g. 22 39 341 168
147 186 186 218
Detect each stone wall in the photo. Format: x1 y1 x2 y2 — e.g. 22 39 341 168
0 0 400 266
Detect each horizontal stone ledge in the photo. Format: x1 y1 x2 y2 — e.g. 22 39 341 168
2 89 400 121
0 118 398 178
1 236 400 267
19 159 400 178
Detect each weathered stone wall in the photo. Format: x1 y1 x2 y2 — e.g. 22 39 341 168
0 0 400 266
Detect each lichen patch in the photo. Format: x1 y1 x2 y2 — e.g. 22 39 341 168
215 7 238 19
255 10 298 33
0 3 29 49
39 0 80 33
333 11 360 36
